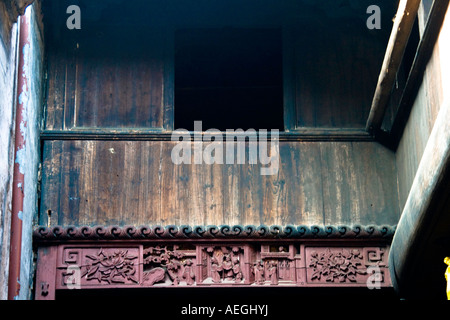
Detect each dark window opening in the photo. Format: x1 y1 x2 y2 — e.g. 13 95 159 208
175 28 284 131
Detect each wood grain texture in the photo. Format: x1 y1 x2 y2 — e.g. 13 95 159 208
44 28 170 130
395 13 444 210
40 140 399 227
366 0 421 132
288 24 386 129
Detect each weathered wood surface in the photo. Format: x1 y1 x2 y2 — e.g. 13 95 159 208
288 23 386 129
44 18 390 133
389 88 450 299
395 2 446 210
44 28 172 130
365 0 421 133
389 0 449 148
40 140 399 227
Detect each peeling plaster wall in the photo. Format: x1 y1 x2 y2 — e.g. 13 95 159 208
0 2 43 300
18 3 43 300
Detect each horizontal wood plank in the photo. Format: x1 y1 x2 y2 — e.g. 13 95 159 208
40 140 399 227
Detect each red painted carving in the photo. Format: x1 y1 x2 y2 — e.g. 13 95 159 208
259 245 296 284
267 261 279 285
143 245 196 286
82 248 139 284
183 259 196 285
252 261 265 285
40 282 49 296
142 268 165 285
35 241 392 299
307 248 367 283
56 246 141 289
203 246 244 284
364 247 388 266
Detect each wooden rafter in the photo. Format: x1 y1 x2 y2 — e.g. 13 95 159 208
366 0 421 134
390 0 450 148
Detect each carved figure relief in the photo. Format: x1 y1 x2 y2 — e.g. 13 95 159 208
50 242 390 293
183 259 196 285
252 261 265 285
204 246 244 284
267 261 279 285
258 245 296 284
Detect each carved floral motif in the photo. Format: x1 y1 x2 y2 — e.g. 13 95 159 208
82 248 138 284
308 248 366 283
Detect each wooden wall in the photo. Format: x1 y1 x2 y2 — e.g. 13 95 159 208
40 0 401 228
395 3 447 210
44 27 173 130
40 140 399 227
287 24 386 129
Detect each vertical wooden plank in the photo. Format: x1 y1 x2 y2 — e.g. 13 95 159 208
284 142 324 225
134 141 163 225
44 47 66 130
39 140 61 226
320 142 353 225
77 140 94 225
57 141 82 225
120 141 140 225
203 161 217 226
282 27 297 131
63 45 77 130
67 141 81 225
163 27 175 131
136 141 150 225
221 157 240 226
160 141 177 225
238 144 259 226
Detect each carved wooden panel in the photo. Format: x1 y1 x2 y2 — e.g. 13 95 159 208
56 246 142 289
304 246 388 285
35 233 392 299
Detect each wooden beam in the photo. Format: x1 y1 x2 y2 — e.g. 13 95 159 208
389 96 450 298
390 0 450 148
366 0 421 133
40 129 374 142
